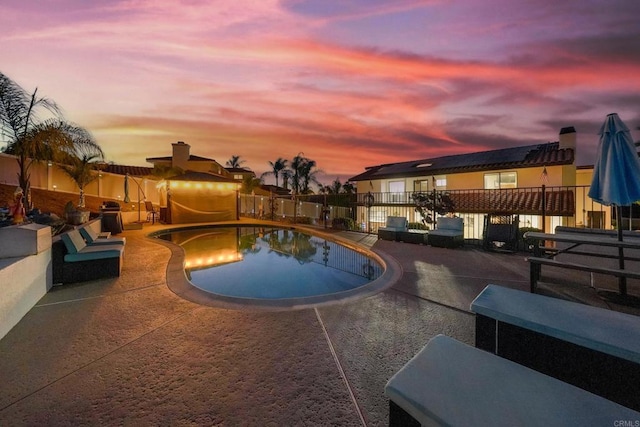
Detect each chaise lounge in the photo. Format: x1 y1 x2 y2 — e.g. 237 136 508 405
80 226 126 246
52 229 125 284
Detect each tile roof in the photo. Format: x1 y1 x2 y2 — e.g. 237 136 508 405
349 142 574 181
449 188 575 216
225 167 253 173
100 164 154 177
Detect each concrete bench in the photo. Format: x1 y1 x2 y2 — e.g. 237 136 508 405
53 228 124 284
471 284 640 411
527 256 640 292
385 335 639 426
428 217 464 248
378 216 408 241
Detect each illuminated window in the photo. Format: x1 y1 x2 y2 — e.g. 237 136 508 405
484 172 517 189
414 180 429 192
388 181 405 202
435 178 447 187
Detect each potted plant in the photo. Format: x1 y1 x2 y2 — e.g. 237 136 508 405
58 144 104 225
64 201 90 225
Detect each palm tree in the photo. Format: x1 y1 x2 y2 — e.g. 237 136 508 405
262 157 288 188
329 178 342 195
287 153 305 195
299 158 320 194
226 155 245 169
0 72 99 209
241 174 262 195
58 143 105 208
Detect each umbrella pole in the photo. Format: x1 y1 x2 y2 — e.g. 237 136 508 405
617 205 628 296
138 186 141 223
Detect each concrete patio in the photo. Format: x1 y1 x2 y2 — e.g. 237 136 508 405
1 223 638 426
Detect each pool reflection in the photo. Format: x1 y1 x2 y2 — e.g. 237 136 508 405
156 226 383 300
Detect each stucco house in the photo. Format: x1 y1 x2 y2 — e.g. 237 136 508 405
146 142 240 224
348 127 608 236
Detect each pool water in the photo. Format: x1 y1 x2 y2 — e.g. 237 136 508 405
154 225 383 300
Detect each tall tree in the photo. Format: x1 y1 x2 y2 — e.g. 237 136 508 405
287 153 305 195
299 158 320 194
286 153 321 195
226 155 245 169
262 157 288 188
0 72 100 209
329 178 342 195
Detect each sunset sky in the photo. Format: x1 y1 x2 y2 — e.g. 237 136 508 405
1 0 639 186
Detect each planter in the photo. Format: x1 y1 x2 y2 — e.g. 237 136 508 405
65 210 90 225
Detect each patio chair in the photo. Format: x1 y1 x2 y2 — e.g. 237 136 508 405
145 201 159 224
428 217 464 248
378 216 408 241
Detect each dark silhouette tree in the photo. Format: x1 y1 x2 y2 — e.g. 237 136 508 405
0 72 101 209
412 191 455 226
262 157 288 188
226 155 245 169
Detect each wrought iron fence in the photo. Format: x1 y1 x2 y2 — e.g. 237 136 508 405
240 186 625 246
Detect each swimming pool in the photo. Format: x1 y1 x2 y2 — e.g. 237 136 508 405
151 224 398 309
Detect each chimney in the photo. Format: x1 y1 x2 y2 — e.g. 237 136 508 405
172 141 190 169
558 126 576 151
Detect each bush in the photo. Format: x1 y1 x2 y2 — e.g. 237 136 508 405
408 222 429 230
284 215 313 225
332 217 355 230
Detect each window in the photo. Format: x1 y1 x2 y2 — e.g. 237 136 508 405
435 178 447 187
414 180 429 192
484 172 517 189
388 181 405 202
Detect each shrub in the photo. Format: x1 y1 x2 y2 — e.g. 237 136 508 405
332 217 355 230
294 216 313 225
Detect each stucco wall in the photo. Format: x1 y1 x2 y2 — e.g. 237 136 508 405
0 224 53 340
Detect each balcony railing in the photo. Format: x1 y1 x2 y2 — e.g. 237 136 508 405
240 186 623 245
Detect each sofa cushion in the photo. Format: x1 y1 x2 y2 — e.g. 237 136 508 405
64 244 124 262
436 217 463 232
385 216 408 231
80 226 126 246
61 229 88 254
429 229 462 237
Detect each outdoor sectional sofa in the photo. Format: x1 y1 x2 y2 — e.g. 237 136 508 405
428 217 464 248
378 216 408 241
52 227 124 284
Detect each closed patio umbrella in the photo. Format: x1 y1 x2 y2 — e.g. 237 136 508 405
124 173 131 203
588 113 640 298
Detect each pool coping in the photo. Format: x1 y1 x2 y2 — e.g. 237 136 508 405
148 221 402 311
